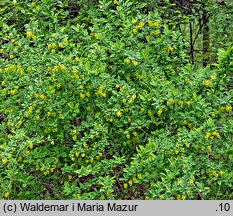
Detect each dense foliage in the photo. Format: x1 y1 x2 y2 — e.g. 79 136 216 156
0 0 232 200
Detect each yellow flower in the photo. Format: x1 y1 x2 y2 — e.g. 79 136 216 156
31 35 36 41
148 111 153 117
36 115 40 120
51 49 56 54
63 38 68 43
181 194 186 200
157 108 163 117
2 158 7 164
75 151 79 157
153 20 160 27
205 132 211 140
123 183 128 189
10 55 14 59
107 118 113 123
166 46 174 52
116 111 122 117
211 75 217 80
145 196 150 200
212 131 220 138
132 19 138 24
225 105 232 112
50 167 55 172
36 5 40 11
128 180 133 186
133 28 138 34
189 179 195 186
51 43 56 48
166 99 176 106
207 145 212 152
72 136 77 141
80 92 85 99
127 98 133 104
138 22 145 28
124 58 131 64
59 64 65 70
83 143 88 148
47 44 52 50
202 80 213 88
132 60 138 66
6 120 12 127
159 195 164 200
4 191 10 198
26 31 33 38
148 20 153 26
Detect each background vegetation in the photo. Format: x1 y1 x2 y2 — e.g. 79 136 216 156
0 0 232 199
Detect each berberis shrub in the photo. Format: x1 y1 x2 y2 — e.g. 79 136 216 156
0 0 232 199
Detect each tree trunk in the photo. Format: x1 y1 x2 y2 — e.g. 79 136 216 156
202 11 209 67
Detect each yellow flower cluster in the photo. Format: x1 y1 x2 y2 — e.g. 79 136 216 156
176 194 186 200
189 179 195 186
219 105 232 112
26 31 37 40
127 94 136 104
47 111 56 117
166 46 174 52
205 131 220 140
207 169 221 178
36 5 40 11
34 92 45 99
47 43 56 50
116 111 122 117
166 98 177 106
80 92 85 99
48 64 65 73
8 87 18 95
211 75 217 80
4 64 15 72
133 22 145 34
106 118 113 123
202 80 213 88
149 29 161 36
95 85 106 97
123 58 138 66
148 20 160 27
225 105 232 112
71 68 79 79
157 107 163 117
148 111 153 117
